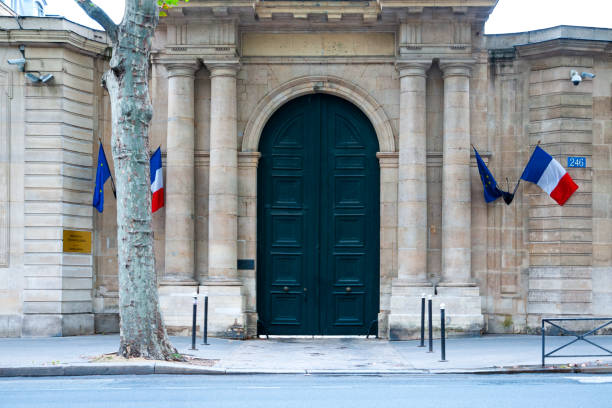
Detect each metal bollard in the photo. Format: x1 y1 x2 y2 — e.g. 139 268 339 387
190 296 197 350
427 295 433 353
440 303 447 362
541 319 545 367
202 296 209 346
418 293 425 347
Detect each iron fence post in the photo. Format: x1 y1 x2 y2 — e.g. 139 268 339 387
190 296 197 350
419 293 425 347
202 296 209 345
541 319 545 367
427 295 433 353
440 303 447 362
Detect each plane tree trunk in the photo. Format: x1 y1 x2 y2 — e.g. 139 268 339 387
76 0 177 360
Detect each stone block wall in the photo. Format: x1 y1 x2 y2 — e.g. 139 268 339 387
0 46 24 337
21 47 97 336
591 55 612 317
526 55 594 328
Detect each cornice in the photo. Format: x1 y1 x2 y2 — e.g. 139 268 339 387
515 39 612 59
0 17 108 57
0 29 109 56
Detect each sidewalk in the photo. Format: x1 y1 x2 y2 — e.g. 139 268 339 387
1 334 611 377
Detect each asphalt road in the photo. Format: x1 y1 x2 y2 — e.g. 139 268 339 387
1 374 611 408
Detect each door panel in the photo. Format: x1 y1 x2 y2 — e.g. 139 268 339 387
321 96 379 335
258 94 379 335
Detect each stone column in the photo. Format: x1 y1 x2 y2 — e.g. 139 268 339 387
200 61 245 336
440 61 472 285
162 61 198 285
396 62 430 284
206 61 240 284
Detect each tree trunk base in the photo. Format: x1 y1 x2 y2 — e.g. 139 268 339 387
118 337 181 361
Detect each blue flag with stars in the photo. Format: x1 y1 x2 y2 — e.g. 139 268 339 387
473 146 503 203
93 142 111 212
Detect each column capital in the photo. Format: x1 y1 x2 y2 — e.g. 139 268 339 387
160 59 200 78
205 60 241 78
395 60 430 77
439 59 475 79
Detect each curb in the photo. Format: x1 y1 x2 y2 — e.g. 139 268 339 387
1 364 611 378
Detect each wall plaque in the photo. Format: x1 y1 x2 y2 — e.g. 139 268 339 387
237 259 255 270
63 230 92 253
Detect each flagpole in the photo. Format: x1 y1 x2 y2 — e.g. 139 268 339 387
510 140 542 196
99 137 117 199
472 143 504 192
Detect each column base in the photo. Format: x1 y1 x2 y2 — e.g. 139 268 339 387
199 283 246 339
21 313 94 337
158 285 199 336
388 283 483 340
159 276 199 286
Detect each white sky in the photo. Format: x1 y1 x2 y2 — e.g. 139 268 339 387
44 0 612 34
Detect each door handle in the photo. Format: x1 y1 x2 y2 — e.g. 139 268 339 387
303 287 308 302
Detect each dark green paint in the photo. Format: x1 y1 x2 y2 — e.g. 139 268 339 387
257 94 380 335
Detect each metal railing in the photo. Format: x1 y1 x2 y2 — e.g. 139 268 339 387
541 317 612 367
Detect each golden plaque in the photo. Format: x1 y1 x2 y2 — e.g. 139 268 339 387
63 230 92 253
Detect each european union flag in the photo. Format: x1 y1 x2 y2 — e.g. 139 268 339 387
473 146 503 203
93 142 112 212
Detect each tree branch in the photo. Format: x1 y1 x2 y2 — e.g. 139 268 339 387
74 0 118 43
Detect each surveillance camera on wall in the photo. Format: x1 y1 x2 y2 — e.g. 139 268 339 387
40 74 54 83
7 58 26 71
24 73 54 84
25 73 41 83
570 70 596 86
570 70 582 86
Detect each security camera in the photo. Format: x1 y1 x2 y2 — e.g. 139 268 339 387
7 58 25 65
7 58 26 71
25 73 41 83
570 70 582 86
570 70 596 86
40 74 54 83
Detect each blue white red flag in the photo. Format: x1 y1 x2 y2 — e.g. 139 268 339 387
150 147 164 213
520 146 578 206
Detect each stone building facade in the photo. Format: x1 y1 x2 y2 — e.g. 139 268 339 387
0 1 610 339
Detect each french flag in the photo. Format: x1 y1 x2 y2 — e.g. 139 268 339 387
150 147 164 213
520 146 578 206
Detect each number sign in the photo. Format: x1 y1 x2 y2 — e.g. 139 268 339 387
567 157 586 168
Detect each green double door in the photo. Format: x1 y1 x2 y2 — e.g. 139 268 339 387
257 94 380 335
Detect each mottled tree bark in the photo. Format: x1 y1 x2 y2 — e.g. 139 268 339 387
76 0 177 360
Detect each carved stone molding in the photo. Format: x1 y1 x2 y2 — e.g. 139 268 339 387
242 75 396 153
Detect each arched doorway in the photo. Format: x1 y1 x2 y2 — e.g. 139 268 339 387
257 94 380 335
